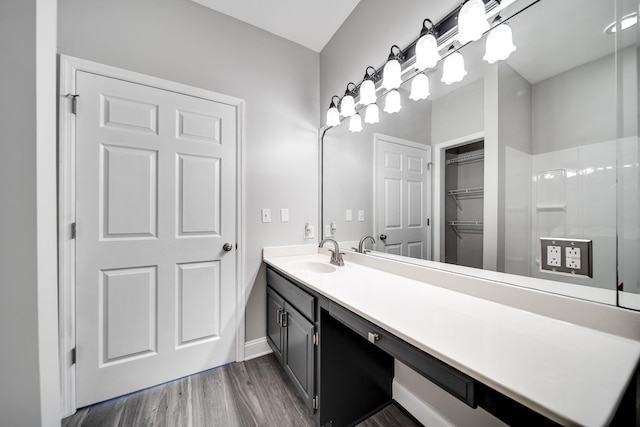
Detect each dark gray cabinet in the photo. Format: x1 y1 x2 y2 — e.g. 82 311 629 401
266 271 316 413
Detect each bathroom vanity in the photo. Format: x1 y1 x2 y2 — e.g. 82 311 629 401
263 246 640 427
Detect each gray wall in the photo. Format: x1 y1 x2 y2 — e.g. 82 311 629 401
57 0 321 343
0 0 61 425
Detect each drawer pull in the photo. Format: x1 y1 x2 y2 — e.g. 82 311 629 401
368 332 379 344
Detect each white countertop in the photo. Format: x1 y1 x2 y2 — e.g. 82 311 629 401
263 250 640 427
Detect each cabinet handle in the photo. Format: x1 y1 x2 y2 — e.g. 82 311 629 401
277 308 283 326
367 332 379 344
281 311 288 327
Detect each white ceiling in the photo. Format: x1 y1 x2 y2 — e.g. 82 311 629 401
191 0 361 52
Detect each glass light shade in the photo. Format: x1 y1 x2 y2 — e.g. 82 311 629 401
359 79 377 105
415 34 441 71
364 103 380 124
457 0 490 44
384 90 402 114
382 59 402 90
483 24 516 63
441 51 467 85
409 73 430 101
325 106 340 127
348 113 363 132
340 94 355 117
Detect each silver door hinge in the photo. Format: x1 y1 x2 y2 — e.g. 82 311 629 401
313 331 319 346
71 222 77 239
312 396 319 410
66 94 79 114
71 347 76 365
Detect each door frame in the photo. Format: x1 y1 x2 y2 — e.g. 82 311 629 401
58 55 246 416
373 133 432 260
433 131 484 263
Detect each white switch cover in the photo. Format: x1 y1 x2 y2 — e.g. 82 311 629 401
358 210 365 222
547 245 561 267
346 209 353 222
280 208 289 222
261 208 271 223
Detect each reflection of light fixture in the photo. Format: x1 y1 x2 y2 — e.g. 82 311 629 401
415 19 441 71
359 66 377 105
409 73 430 100
604 12 638 34
325 95 341 127
340 83 357 117
364 103 380 124
382 45 404 90
483 17 516 63
457 0 489 44
384 89 402 114
441 46 466 85
348 112 363 132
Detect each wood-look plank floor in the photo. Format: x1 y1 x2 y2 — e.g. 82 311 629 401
63 354 421 427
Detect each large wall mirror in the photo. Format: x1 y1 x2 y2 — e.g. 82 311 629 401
321 0 640 310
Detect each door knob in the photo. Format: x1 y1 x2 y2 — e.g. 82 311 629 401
223 243 234 252
379 234 387 241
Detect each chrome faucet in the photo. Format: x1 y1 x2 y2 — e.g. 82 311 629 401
319 238 344 266
357 235 376 254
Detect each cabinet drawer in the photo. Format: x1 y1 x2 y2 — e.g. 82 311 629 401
267 268 315 322
329 301 476 407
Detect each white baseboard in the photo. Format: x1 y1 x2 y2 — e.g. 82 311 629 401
244 337 272 361
393 379 456 427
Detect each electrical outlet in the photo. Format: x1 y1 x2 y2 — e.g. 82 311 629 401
324 224 335 238
547 245 561 267
346 209 353 222
566 247 581 270
540 237 592 277
303 222 314 239
358 210 365 222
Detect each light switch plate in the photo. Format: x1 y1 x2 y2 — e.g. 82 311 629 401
346 209 353 222
261 208 271 223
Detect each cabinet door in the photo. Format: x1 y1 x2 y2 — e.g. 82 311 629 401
284 303 315 410
266 287 285 365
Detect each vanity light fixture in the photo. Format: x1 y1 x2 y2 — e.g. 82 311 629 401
382 45 404 90
415 19 441 71
359 66 378 105
457 0 490 44
441 46 467 85
604 12 638 34
340 83 357 117
325 95 341 127
409 73 430 101
483 17 516 63
348 112 363 132
384 89 402 114
364 103 380 124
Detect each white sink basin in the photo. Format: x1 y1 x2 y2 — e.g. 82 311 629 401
295 261 337 274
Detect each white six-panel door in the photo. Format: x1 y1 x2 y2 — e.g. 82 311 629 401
374 134 431 260
75 71 237 406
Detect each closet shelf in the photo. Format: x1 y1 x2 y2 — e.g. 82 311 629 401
446 221 484 240
448 187 484 210
446 151 484 165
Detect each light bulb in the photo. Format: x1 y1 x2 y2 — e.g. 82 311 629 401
441 51 466 85
457 0 489 44
364 103 379 124
348 112 363 132
359 79 377 105
483 23 516 63
384 90 402 114
415 33 441 71
382 59 402 90
326 106 340 127
409 73 430 101
340 94 355 117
